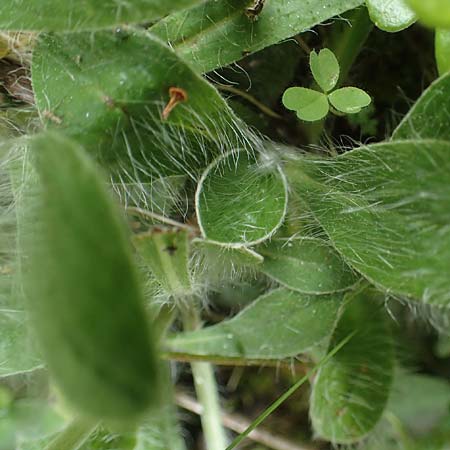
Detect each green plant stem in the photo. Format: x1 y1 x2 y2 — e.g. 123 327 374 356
225 332 356 450
181 305 228 450
306 7 373 145
44 418 97 450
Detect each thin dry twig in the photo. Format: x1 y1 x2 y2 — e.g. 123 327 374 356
175 391 318 450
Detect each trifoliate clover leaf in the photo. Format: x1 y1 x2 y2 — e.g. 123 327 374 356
310 48 340 92
282 87 329 122
328 87 372 114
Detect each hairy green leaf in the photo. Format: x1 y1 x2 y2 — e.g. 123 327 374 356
21 132 159 420
0 0 204 31
328 87 372 114
436 29 450 76
258 237 359 294
366 0 416 32
196 150 288 246
283 88 329 121
406 0 450 28
310 289 394 443
166 288 343 360
31 30 245 186
310 49 340 93
150 0 364 73
392 72 450 140
287 140 450 308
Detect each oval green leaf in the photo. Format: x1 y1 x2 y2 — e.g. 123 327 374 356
31 30 242 184
0 0 203 31
22 132 159 421
406 0 450 28
166 287 343 360
258 237 359 294
283 87 329 122
196 150 288 246
328 87 372 114
392 72 450 140
310 49 340 92
366 0 416 32
310 289 395 443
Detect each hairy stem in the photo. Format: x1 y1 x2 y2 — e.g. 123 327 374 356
181 305 228 450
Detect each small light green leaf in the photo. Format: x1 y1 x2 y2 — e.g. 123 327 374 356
151 0 365 74
282 88 329 121
436 29 450 76
133 228 192 297
310 49 340 92
328 87 372 114
258 237 359 294
392 72 450 140
287 140 450 308
166 287 343 360
196 150 288 246
22 132 159 421
310 289 395 444
0 0 204 31
366 0 416 32
406 0 450 28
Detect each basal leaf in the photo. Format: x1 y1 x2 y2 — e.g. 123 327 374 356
196 150 288 246
287 140 450 308
31 30 245 187
150 0 364 73
0 0 204 31
392 72 450 140
436 29 450 76
310 289 395 443
328 87 372 114
310 49 340 93
406 0 450 28
21 132 159 420
166 287 343 360
282 88 329 121
258 237 359 294
366 0 416 32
